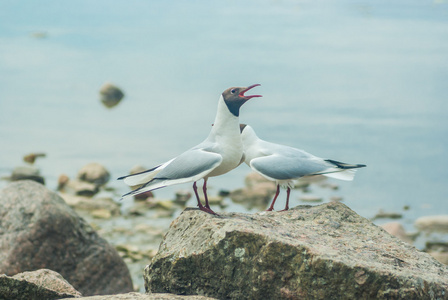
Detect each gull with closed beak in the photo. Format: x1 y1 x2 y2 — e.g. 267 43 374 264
240 124 366 211
118 85 262 215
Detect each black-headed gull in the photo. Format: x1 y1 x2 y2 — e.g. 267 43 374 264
118 85 262 214
240 124 366 211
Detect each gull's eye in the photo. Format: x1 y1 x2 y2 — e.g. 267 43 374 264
231 89 236 94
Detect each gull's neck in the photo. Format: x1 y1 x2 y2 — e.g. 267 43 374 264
241 126 260 147
208 95 240 140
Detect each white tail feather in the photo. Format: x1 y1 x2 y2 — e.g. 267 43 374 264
123 169 162 186
321 168 357 181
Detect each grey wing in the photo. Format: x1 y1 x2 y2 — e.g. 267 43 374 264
154 148 222 180
250 153 329 180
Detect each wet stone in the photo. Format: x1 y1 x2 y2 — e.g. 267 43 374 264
77 162 111 187
299 194 323 202
10 166 45 185
373 209 403 220
415 215 448 233
62 179 99 197
100 82 125 108
60 194 120 218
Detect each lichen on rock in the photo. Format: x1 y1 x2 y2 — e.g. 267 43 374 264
144 203 448 299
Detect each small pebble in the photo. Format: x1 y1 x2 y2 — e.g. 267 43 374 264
299 195 323 202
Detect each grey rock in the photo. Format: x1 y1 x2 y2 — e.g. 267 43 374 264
99 82 124 108
330 196 343 202
62 179 99 196
373 209 403 220
230 182 276 210
77 162 111 186
60 193 121 218
10 165 45 185
144 203 448 299
60 292 216 299
244 171 271 188
415 215 448 232
0 180 133 296
380 222 414 244
0 269 81 300
425 242 448 265
299 194 323 202
174 190 192 205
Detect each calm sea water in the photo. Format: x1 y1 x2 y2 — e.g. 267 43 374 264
1 1 448 233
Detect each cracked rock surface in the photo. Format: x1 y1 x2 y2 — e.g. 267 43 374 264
145 202 448 299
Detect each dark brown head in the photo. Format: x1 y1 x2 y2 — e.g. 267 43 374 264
222 84 261 116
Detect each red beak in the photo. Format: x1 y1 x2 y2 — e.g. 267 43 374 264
239 84 262 99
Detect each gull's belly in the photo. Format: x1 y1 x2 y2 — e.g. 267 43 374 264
207 143 243 177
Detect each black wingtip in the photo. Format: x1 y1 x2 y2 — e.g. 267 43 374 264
325 159 366 169
117 164 163 181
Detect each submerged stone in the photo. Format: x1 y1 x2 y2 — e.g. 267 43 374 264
99 82 124 108
10 166 45 185
415 215 448 232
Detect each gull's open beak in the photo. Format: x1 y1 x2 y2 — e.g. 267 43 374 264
240 84 262 99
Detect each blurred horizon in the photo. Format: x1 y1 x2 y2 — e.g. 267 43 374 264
1 0 448 230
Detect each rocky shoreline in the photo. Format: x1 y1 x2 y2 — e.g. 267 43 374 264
145 204 448 299
1 160 448 299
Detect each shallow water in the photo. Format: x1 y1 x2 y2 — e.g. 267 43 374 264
1 1 448 239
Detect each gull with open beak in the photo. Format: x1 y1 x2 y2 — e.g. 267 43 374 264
119 84 262 215
240 124 366 211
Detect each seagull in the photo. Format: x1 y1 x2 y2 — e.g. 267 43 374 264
240 124 366 211
118 84 262 214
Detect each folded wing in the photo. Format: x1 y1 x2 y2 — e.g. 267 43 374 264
121 149 222 198
250 153 365 182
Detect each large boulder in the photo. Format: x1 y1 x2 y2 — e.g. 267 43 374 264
0 269 81 299
0 180 133 296
144 203 448 299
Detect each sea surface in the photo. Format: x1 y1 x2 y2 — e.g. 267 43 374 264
1 0 448 239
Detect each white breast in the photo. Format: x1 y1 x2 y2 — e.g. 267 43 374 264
205 96 244 177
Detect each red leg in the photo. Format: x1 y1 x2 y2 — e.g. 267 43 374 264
193 181 217 215
280 187 291 211
266 185 280 211
203 178 210 209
